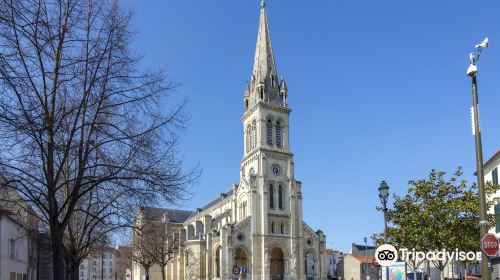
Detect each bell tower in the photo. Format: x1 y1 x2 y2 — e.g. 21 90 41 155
237 1 305 279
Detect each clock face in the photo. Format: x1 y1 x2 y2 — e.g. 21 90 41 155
272 165 280 176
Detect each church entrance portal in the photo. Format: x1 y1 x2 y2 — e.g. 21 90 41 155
270 247 285 280
234 247 248 270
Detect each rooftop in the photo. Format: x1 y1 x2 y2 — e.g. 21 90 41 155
186 189 234 220
142 207 193 223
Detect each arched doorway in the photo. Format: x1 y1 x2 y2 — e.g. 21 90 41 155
234 247 248 269
270 247 285 280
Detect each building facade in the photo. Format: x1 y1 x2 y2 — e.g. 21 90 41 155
0 209 31 280
0 182 39 280
132 2 327 280
79 247 118 280
337 255 379 280
483 150 500 278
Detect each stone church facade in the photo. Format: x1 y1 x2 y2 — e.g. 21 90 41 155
133 2 327 280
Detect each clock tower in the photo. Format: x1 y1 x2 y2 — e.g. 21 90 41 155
235 1 308 279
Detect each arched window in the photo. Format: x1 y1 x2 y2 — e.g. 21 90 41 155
269 184 274 209
260 87 264 99
215 247 221 277
247 124 252 152
252 120 257 148
271 222 275 234
275 121 282 148
245 99 248 111
266 119 273 146
278 185 283 209
280 223 284 234
240 200 247 218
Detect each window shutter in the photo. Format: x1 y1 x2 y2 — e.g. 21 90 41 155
253 120 257 148
269 184 274 209
275 122 282 148
493 167 499 185
247 124 252 151
278 185 283 209
266 121 273 146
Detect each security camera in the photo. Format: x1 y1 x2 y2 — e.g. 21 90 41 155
476 37 489 49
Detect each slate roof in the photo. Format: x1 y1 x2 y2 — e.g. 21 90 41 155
352 243 376 252
142 207 193 223
186 189 234 221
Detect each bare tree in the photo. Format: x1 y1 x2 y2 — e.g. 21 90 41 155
132 223 159 280
150 221 180 280
0 0 198 279
132 218 181 280
116 246 133 280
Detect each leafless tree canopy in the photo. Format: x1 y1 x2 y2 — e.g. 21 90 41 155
0 0 198 278
133 221 180 280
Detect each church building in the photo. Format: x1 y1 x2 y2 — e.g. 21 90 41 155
132 2 327 279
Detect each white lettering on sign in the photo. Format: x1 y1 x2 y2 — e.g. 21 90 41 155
483 241 498 248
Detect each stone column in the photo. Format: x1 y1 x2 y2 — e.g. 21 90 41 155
285 257 290 280
221 226 229 279
206 232 213 279
171 255 177 280
177 251 184 280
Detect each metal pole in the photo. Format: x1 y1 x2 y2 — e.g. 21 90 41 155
365 237 368 280
384 207 389 280
471 74 490 280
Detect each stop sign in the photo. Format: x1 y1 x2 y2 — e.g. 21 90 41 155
481 233 499 257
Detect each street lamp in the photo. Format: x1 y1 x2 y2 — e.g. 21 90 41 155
378 180 389 280
467 37 490 280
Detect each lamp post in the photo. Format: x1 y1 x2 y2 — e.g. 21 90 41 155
467 37 490 280
378 180 390 280
364 237 368 280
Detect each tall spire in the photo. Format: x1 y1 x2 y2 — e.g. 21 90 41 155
245 1 282 109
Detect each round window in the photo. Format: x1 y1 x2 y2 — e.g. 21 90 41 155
237 233 245 242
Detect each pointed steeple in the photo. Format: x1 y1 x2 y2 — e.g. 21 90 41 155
245 1 282 110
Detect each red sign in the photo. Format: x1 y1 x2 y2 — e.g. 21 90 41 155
481 234 499 257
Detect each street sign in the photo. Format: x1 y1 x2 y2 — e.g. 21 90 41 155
233 266 240 275
481 233 499 257
241 266 248 274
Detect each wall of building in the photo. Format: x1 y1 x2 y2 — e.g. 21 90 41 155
0 216 29 280
340 255 360 280
79 248 118 280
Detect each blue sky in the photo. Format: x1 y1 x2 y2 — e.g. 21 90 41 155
122 0 500 252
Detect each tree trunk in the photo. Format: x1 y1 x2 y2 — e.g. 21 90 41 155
161 264 167 280
51 231 66 280
66 256 81 280
145 268 150 280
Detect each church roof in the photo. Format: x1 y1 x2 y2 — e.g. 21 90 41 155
142 207 193 223
186 189 234 221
